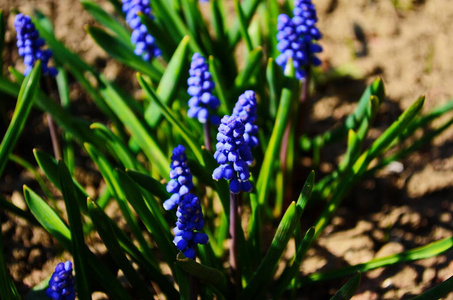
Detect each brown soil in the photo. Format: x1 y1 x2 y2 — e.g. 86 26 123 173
1 0 453 299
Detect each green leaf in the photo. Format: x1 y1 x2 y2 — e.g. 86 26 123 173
137 12 177 59
257 60 296 205
233 0 253 52
330 272 361 300
58 161 91 299
97 75 169 177
116 170 177 272
23 188 130 299
0 61 41 177
272 227 315 298
88 199 154 299
125 169 170 200
176 252 230 295
34 149 89 214
90 123 143 171
86 25 161 80
208 55 230 115
227 0 261 49
240 172 314 299
410 275 453 300
80 0 130 42
301 236 453 284
234 46 263 89
144 36 190 127
84 143 155 261
24 186 71 249
0 193 38 226
137 73 204 163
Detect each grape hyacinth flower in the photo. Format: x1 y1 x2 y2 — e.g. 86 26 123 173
172 193 209 259
275 0 322 80
46 261 76 300
14 13 57 77
163 145 208 259
122 0 161 61
212 116 253 193
232 90 259 150
187 53 220 125
163 145 194 211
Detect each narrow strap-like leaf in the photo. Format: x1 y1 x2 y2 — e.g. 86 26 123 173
300 236 453 284
0 61 41 177
137 73 204 163
0 214 20 300
144 36 190 127
240 172 314 299
88 199 155 299
410 275 453 300
81 0 130 42
58 161 91 299
176 252 230 295
97 75 169 177
86 25 161 80
233 46 263 90
257 60 296 205
330 272 361 300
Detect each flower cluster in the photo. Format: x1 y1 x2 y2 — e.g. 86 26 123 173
213 116 253 193
163 145 208 259
232 90 259 149
46 261 76 300
122 0 161 61
14 13 57 77
276 0 322 79
173 193 208 259
187 53 220 125
163 145 194 210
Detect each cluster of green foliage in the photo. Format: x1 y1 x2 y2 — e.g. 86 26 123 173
0 0 453 299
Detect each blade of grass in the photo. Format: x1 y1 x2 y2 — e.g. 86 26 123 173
88 199 154 299
410 275 453 300
97 75 169 177
0 61 41 177
300 236 453 284
58 161 90 299
257 60 296 205
330 272 361 300
137 73 204 163
86 25 161 80
80 0 130 42
240 172 314 299
144 36 190 127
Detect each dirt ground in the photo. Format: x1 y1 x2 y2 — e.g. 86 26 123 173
1 0 453 299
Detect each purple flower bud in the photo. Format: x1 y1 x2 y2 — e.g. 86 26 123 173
14 14 58 77
46 261 75 300
275 0 322 80
122 0 161 61
187 53 220 125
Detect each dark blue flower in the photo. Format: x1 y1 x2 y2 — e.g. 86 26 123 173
14 13 57 77
46 261 75 300
212 116 253 193
187 53 220 125
232 90 259 150
122 0 161 61
163 145 194 211
172 193 208 259
275 0 322 79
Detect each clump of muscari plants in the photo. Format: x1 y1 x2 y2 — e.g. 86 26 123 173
1 0 453 299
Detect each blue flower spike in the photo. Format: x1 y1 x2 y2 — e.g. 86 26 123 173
163 145 208 259
14 13 58 77
46 261 76 300
187 53 221 125
232 90 259 150
275 0 322 80
122 0 161 61
213 116 253 193
163 145 194 211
